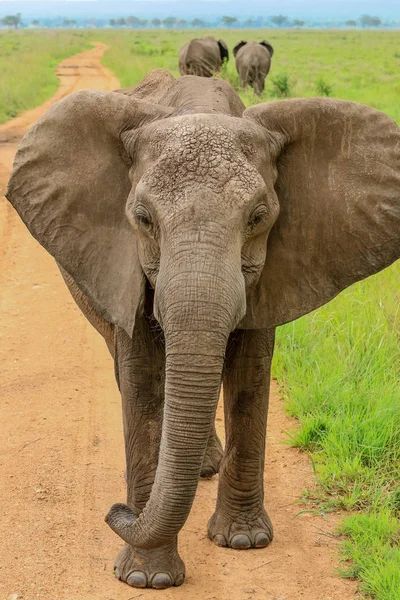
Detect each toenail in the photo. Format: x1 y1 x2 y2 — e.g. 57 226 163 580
213 534 227 547
175 573 185 586
127 571 147 588
254 532 271 548
151 572 173 589
230 534 251 549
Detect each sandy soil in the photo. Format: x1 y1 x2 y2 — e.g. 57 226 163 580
0 44 357 600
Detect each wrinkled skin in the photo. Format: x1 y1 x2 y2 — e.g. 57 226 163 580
6 70 400 590
179 36 229 77
233 40 274 95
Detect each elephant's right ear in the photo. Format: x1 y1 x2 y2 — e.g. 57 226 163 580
233 40 247 57
6 90 173 336
218 39 229 63
243 98 400 329
260 40 274 57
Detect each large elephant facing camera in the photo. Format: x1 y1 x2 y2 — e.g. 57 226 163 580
233 40 274 95
6 69 400 590
179 36 229 76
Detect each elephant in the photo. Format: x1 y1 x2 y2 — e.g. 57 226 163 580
179 36 229 77
6 68 400 590
233 40 274 95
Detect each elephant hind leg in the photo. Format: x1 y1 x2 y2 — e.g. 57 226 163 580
123 423 223 482
201 422 223 478
254 74 266 96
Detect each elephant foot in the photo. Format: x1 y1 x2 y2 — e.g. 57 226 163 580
200 431 223 478
207 508 273 549
113 541 185 589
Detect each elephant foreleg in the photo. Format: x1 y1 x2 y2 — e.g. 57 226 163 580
115 320 165 514
113 321 185 588
208 327 275 549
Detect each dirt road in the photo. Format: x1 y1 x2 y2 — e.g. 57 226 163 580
0 44 357 600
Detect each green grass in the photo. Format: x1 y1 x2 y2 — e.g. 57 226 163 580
0 30 91 123
1 27 399 598
98 29 400 121
273 263 400 599
339 512 400 599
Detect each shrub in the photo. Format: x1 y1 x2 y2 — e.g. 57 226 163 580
271 74 291 97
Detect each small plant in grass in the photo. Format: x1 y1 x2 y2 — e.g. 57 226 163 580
219 63 239 89
316 77 333 96
271 74 291 97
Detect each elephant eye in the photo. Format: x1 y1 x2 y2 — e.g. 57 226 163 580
135 206 153 233
138 214 150 227
248 205 269 229
251 213 263 226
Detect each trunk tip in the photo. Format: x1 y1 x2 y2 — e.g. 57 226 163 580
105 502 137 542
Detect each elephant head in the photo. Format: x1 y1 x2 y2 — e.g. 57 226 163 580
233 40 274 58
6 82 400 550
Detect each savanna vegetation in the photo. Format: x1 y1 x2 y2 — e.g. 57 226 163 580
1 27 399 599
0 30 90 122
99 29 400 122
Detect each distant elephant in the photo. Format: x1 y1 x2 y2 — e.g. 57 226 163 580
179 36 229 77
7 69 400 590
233 40 274 95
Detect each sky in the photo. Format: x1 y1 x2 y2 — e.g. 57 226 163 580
0 0 399 19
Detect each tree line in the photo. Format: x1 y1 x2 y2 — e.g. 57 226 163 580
108 14 386 29
0 13 390 30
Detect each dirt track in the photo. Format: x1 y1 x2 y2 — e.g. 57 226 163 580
0 44 357 600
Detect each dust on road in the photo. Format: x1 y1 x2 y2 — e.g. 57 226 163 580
0 43 357 600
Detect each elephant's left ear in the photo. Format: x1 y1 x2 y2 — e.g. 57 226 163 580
218 39 229 63
233 41 247 57
242 98 400 328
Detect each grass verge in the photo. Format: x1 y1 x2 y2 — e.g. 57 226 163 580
0 30 90 123
273 262 400 599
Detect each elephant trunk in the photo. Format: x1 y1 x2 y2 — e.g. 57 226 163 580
106 241 245 549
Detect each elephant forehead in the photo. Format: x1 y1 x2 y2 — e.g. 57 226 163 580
142 121 264 201
151 119 258 155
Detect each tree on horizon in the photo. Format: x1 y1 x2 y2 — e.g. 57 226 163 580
359 14 381 27
221 15 238 27
125 16 141 27
1 13 22 29
191 18 206 27
270 15 289 27
62 19 76 27
163 17 177 28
